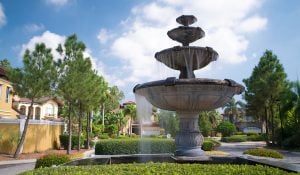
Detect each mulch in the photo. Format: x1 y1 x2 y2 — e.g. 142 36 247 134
0 149 89 161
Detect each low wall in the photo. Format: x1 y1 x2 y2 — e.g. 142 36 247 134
0 119 64 154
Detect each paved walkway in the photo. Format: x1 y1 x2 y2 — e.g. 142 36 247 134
0 150 95 175
217 141 300 172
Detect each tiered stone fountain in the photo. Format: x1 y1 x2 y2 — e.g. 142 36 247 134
134 15 244 157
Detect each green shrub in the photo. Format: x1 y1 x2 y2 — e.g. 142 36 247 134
21 163 296 175
246 132 259 136
246 135 265 141
95 139 175 155
282 131 300 149
59 135 83 149
35 154 70 169
202 141 214 151
99 133 110 139
221 135 247 142
217 121 236 137
204 138 221 148
235 132 244 135
244 148 284 159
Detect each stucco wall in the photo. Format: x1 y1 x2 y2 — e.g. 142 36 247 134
0 79 18 119
0 123 19 154
0 119 63 154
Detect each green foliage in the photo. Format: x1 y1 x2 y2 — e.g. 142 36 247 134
244 148 284 159
202 141 214 151
246 132 259 136
243 50 289 145
59 135 83 149
246 134 265 141
282 129 300 149
199 112 212 137
35 154 70 169
221 135 247 142
216 121 236 137
21 163 296 175
158 110 179 137
99 133 110 139
235 132 244 135
95 139 175 155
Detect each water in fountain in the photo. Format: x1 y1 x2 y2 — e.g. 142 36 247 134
135 93 153 155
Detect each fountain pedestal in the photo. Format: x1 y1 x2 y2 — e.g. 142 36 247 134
175 111 205 157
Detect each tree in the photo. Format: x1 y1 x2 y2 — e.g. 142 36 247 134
8 43 57 158
243 50 288 145
158 110 179 137
57 34 87 154
0 58 11 69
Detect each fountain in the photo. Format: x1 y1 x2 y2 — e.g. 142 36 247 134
133 15 244 157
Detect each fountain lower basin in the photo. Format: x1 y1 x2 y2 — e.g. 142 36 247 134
134 78 244 111
134 77 244 156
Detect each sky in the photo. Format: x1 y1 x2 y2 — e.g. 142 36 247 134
0 0 299 103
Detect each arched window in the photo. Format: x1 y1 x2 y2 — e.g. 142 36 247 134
20 105 26 115
46 104 55 116
28 106 33 119
35 107 41 120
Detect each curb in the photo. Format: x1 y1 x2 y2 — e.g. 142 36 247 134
0 159 36 166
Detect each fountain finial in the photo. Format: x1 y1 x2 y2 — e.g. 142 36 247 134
176 15 197 26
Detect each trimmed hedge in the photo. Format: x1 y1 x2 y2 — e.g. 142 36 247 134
202 141 214 151
95 139 175 155
221 135 247 142
21 163 296 175
35 154 70 169
59 135 83 150
244 148 284 159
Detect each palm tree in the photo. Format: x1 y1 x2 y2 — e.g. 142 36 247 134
223 98 245 123
123 104 137 135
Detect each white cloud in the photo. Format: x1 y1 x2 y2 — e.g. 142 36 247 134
238 15 267 33
100 0 267 88
97 29 115 44
0 3 6 28
20 31 109 79
46 0 72 7
23 23 45 33
20 31 66 59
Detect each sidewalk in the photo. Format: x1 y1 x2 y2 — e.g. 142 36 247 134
217 141 300 172
0 149 95 175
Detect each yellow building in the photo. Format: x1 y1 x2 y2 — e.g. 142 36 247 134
0 67 19 119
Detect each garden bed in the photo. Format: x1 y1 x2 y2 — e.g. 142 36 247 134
20 162 297 175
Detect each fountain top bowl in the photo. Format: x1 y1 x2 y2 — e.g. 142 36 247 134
176 15 197 26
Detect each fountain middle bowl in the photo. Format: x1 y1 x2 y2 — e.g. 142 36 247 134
134 77 244 111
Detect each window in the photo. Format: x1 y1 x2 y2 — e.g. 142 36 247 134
20 105 26 115
46 104 55 116
6 86 10 103
35 107 41 120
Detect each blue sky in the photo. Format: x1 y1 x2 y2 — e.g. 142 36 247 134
0 0 299 102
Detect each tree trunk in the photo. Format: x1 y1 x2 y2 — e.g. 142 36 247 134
85 111 91 149
77 103 83 151
264 106 270 145
129 116 132 135
14 100 34 158
67 103 72 155
270 105 275 146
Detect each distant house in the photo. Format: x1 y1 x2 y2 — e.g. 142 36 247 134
13 96 63 120
0 67 19 119
121 101 163 136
